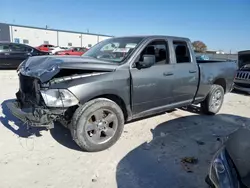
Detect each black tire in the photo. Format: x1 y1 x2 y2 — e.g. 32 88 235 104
201 84 224 115
70 98 124 152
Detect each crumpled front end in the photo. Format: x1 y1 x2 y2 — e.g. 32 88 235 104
9 55 116 128
7 74 64 128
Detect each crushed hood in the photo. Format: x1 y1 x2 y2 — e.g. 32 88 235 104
19 56 118 83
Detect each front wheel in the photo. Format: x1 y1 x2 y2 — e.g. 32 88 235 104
201 84 224 115
70 98 124 152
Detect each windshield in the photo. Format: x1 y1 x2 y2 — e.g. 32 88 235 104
238 53 250 68
82 37 144 63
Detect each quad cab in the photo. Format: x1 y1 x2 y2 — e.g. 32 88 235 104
7 36 237 151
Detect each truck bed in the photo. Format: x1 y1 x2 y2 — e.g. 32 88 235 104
194 60 237 102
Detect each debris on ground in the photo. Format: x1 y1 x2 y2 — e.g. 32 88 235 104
91 174 98 183
91 178 97 183
196 140 205 145
180 157 198 173
181 161 193 173
181 157 198 164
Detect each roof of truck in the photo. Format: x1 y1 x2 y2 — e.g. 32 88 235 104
112 35 190 41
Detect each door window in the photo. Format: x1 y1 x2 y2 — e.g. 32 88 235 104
0 44 10 52
139 40 169 65
10 44 26 52
25 47 34 53
173 41 191 63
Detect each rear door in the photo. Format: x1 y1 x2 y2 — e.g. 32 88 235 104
0 43 11 68
8 44 30 68
170 40 199 104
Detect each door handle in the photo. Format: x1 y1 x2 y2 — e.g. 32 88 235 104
4 53 10 55
163 72 174 76
189 70 197 73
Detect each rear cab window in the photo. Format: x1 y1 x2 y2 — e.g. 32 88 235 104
238 52 250 68
173 41 191 63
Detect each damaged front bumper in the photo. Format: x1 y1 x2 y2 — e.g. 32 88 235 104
6 100 59 129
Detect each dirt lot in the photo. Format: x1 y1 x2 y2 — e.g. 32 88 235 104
0 70 249 188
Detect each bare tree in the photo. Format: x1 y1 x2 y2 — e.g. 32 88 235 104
192 41 207 53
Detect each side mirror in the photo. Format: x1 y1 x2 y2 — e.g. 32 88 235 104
136 55 155 69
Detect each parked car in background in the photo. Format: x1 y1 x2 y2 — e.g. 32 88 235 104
196 54 209 60
55 47 88 56
36 44 55 52
234 50 250 94
0 42 49 69
8 35 237 152
50 46 67 54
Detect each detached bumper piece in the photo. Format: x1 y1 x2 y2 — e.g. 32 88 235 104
7 101 55 129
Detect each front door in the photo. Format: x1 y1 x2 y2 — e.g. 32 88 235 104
130 39 175 115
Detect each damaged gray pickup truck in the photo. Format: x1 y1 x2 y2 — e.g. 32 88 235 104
7 36 237 152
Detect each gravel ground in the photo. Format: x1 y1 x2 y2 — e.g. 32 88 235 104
0 70 249 188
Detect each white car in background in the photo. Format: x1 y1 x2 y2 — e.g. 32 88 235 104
50 46 68 54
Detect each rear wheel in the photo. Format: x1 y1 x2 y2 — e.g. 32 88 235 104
70 98 124 152
201 84 224 115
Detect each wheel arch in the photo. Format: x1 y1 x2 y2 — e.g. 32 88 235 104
213 78 227 93
89 94 130 121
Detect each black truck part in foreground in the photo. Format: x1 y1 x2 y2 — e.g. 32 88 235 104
234 50 250 94
7 36 237 152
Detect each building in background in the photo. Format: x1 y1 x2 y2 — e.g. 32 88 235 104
0 23 112 48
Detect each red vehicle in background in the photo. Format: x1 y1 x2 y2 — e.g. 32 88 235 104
36 44 55 52
55 47 88 56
